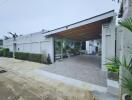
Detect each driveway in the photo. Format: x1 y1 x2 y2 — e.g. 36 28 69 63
0 57 94 100
41 55 107 87
0 57 118 100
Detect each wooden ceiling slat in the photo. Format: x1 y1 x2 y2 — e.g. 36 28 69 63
59 33 101 41
56 21 102 36
51 18 111 41
63 23 99 34
60 29 101 38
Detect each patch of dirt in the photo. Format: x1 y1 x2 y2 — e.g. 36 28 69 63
0 73 41 100
0 57 94 100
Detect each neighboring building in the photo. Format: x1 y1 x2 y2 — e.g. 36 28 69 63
86 39 101 54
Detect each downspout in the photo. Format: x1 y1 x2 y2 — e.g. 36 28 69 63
53 37 56 62
61 39 63 60
115 27 117 58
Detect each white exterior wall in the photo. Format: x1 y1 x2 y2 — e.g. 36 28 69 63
102 16 116 71
120 0 132 59
3 33 54 62
118 26 132 96
118 0 132 95
122 0 132 18
3 39 13 51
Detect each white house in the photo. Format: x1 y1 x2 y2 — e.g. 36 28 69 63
3 10 116 71
2 0 132 97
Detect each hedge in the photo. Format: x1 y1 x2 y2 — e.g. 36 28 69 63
8 52 13 58
0 49 3 57
28 53 42 63
3 48 9 57
0 48 52 64
0 48 13 57
15 52 29 60
14 52 48 63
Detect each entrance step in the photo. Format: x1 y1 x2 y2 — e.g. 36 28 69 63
92 91 118 100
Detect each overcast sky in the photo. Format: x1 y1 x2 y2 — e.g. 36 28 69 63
0 0 120 38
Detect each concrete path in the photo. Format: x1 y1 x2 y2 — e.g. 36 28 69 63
41 55 107 87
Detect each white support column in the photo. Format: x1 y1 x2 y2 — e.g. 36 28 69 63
101 16 116 71
101 25 107 71
51 37 55 63
61 39 63 60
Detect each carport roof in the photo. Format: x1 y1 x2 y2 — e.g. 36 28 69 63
44 10 116 41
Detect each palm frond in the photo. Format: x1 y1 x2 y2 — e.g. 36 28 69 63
112 0 120 3
119 18 132 32
125 58 132 74
122 77 132 95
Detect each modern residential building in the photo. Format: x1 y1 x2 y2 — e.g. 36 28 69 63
2 0 132 98
3 10 116 71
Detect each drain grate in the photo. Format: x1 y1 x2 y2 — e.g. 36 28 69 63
0 70 7 73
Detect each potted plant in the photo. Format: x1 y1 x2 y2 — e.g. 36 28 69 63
105 57 120 81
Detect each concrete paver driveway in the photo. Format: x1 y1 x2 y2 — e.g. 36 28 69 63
41 55 107 87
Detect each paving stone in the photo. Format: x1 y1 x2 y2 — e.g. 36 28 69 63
42 55 107 87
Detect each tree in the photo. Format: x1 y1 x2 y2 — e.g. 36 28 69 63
119 18 132 32
112 0 120 2
4 36 9 40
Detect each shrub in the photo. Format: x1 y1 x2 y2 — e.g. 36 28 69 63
47 54 52 64
3 48 9 57
122 77 132 98
8 52 13 58
14 52 47 64
0 48 12 57
15 52 29 60
69 48 80 55
29 53 42 63
14 52 19 59
0 49 3 57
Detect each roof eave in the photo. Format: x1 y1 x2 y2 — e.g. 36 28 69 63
43 10 116 37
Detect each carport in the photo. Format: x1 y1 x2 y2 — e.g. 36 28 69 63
44 10 116 71
42 10 116 88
